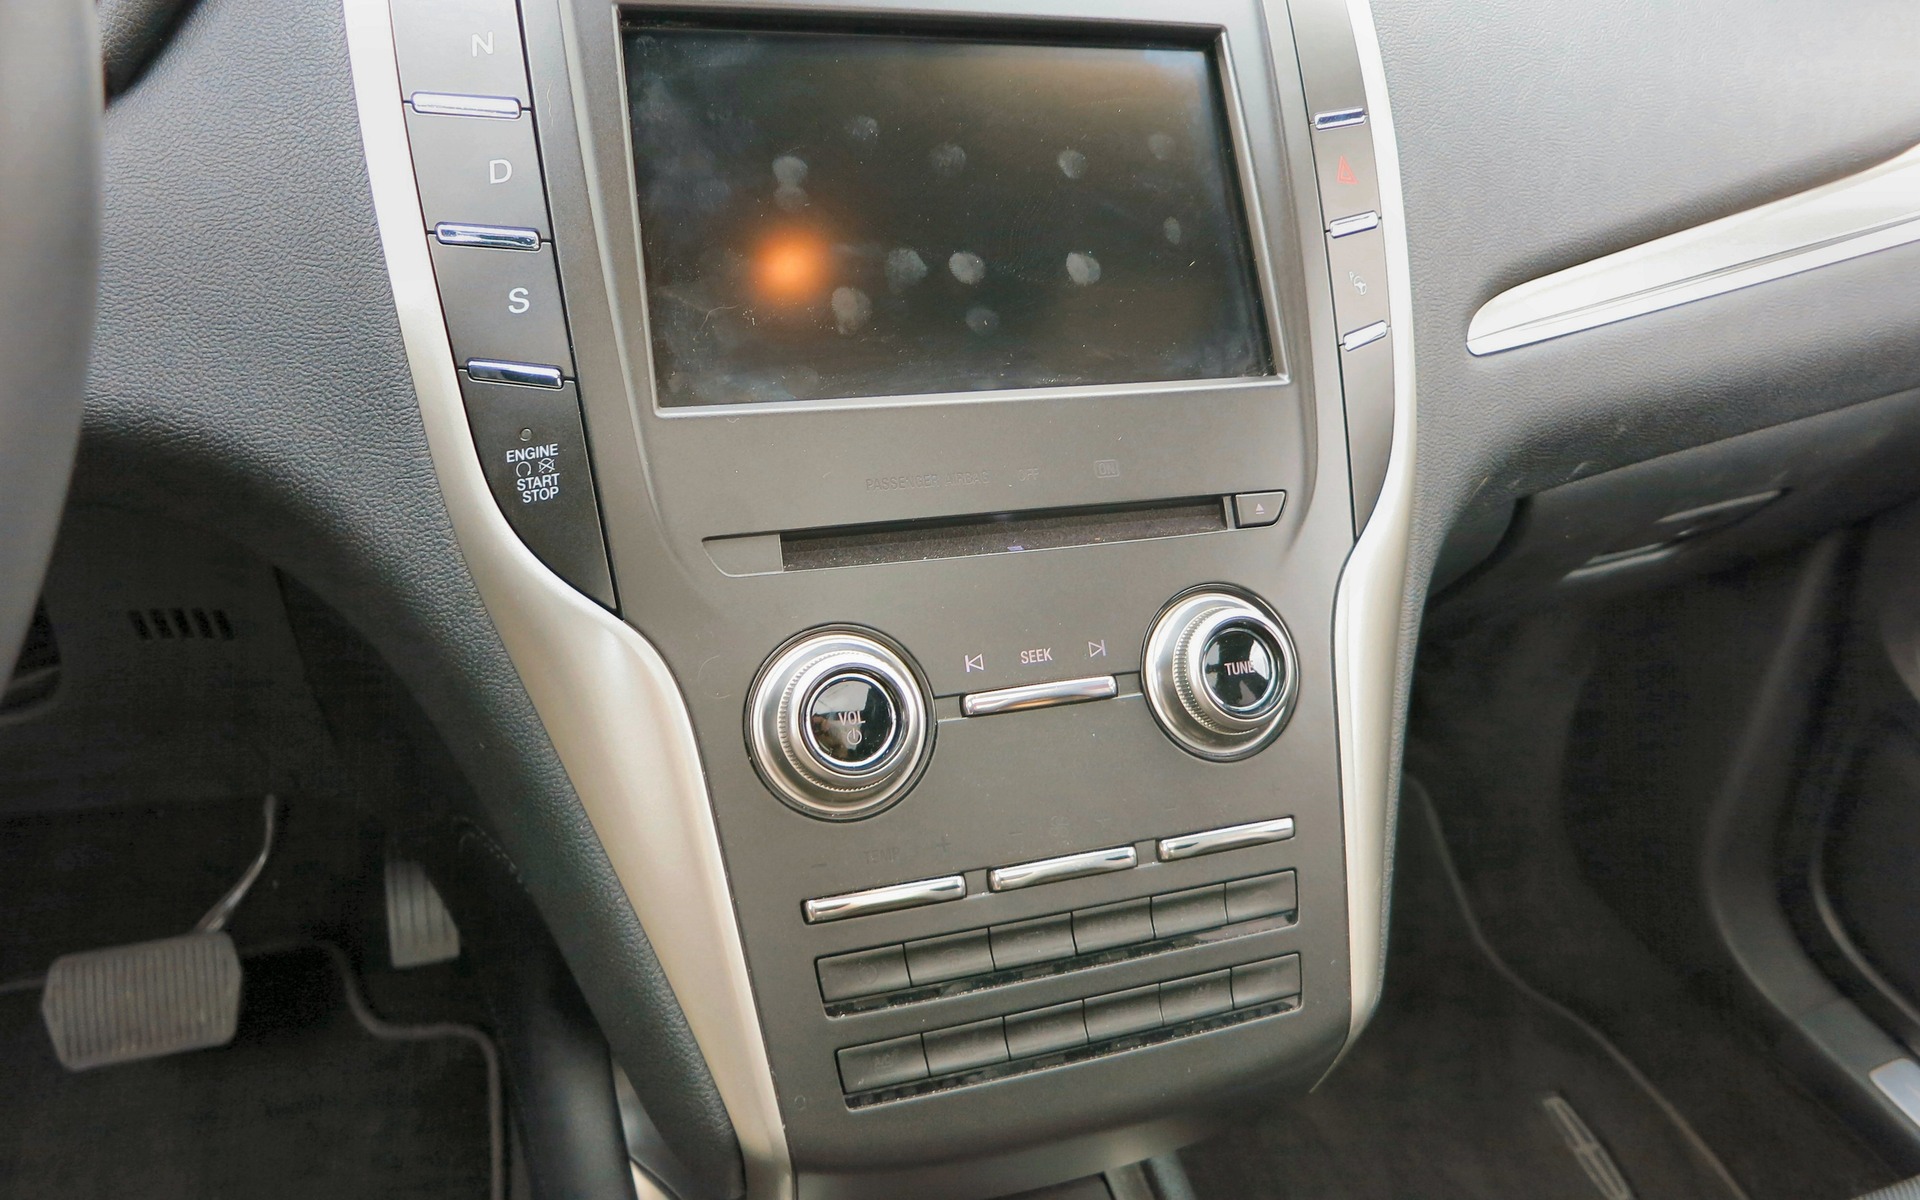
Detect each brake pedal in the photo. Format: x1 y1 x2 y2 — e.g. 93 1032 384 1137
384 856 460 969
39 795 277 1071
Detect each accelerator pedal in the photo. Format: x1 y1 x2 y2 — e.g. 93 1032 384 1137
39 795 277 1071
384 856 460 969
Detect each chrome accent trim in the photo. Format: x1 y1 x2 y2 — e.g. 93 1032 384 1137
342 3 791 1195
747 630 933 820
960 674 1118 717
1327 210 1381 238
1328 0 1418 1047
1339 320 1389 351
988 846 1137 892
407 91 523 119
1143 591 1300 761
435 221 542 251
1468 142 1920 355
1312 106 1366 130
465 359 564 389
631 1163 674 1200
1157 816 1295 862
1870 1059 1920 1130
803 876 967 924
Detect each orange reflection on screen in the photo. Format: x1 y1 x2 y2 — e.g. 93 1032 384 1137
751 228 831 306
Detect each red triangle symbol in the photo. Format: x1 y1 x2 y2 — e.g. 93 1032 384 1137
1336 156 1358 186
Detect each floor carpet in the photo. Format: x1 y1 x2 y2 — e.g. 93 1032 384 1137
0 946 492 1199
1181 793 1742 1200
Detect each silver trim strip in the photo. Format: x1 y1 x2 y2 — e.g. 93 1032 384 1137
1312 106 1367 130
1329 0 1418 1048
1339 320 1389 351
1467 142 1920 355
960 674 1118 717
465 359 564 389
408 91 523 119
1157 816 1294 862
1870 1059 1920 1130
342 4 793 1197
435 221 542 251
1328 210 1381 238
803 875 968 923
631 1163 674 1200
989 846 1137 892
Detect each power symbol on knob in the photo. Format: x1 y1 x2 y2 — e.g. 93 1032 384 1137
748 630 933 819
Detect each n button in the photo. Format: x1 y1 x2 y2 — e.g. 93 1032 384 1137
392 0 533 105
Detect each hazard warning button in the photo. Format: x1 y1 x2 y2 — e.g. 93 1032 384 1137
1311 124 1379 221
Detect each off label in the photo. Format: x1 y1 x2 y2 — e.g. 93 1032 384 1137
506 442 561 505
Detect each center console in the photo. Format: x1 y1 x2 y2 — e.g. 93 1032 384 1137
348 0 1409 1194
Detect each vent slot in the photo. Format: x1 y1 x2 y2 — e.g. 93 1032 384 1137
128 607 237 642
773 498 1230 573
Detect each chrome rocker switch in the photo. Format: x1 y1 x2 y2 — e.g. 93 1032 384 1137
989 846 1137 892
961 675 1117 718
1157 817 1296 862
804 876 967 924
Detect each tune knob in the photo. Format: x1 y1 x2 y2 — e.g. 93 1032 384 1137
1143 590 1299 761
747 629 933 819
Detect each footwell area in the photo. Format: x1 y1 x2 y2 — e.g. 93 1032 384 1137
0 948 493 1199
1182 793 1741 1200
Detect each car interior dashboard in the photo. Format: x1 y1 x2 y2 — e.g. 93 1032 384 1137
8 0 1920 1198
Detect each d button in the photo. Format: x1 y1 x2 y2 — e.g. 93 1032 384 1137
406 108 550 235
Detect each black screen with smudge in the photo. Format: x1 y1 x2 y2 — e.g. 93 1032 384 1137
624 26 1273 406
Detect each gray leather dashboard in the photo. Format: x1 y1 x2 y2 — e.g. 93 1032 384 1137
1376 0 1920 591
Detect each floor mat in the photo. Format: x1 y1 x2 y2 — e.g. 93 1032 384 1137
0 946 493 1199
1181 793 1741 1200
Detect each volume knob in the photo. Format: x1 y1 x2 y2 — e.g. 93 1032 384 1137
1144 591 1298 761
748 629 932 819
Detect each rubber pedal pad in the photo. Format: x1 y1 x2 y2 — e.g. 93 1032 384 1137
385 857 461 969
40 931 242 1070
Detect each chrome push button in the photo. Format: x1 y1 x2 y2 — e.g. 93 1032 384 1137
1200 622 1283 718
802 671 900 771
1144 590 1299 761
749 629 933 819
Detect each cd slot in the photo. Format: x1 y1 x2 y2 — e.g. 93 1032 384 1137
705 498 1232 576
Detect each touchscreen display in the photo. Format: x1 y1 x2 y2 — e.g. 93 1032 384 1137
624 26 1272 406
